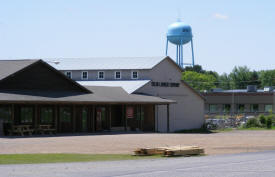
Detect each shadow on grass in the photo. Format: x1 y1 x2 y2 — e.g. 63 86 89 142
174 128 214 134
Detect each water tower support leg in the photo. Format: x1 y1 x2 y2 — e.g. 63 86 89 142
176 45 180 65
191 39 195 67
166 39 168 56
180 44 183 68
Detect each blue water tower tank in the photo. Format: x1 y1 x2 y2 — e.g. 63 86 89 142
165 20 195 68
167 22 193 45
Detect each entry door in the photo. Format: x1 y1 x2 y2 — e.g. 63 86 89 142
96 107 106 131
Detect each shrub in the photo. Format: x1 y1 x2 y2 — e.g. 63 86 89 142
266 116 273 129
259 115 266 126
245 117 261 128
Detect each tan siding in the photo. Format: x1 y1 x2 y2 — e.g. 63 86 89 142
136 59 205 132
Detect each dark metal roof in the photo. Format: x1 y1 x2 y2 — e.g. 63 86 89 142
0 60 38 80
0 86 175 104
0 59 92 93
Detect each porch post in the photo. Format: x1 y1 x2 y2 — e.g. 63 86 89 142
123 105 127 131
167 104 170 133
92 105 95 132
72 105 76 133
153 105 156 132
54 105 58 131
34 105 38 129
109 105 112 131
139 105 142 131
11 104 15 125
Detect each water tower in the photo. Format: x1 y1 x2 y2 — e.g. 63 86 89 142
166 20 195 68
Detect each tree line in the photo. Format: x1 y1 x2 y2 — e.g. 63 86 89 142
182 65 275 91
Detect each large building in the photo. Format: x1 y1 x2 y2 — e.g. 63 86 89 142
202 86 275 116
0 59 174 135
48 56 205 132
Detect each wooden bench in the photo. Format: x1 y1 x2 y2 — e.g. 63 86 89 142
8 125 34 136
37 125 56 135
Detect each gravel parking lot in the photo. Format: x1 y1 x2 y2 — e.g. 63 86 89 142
1 130 275 155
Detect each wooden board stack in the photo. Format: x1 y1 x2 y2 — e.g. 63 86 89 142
134 145 204 157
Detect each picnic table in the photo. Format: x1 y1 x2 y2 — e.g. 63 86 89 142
36 125 56 135
8 125 34 136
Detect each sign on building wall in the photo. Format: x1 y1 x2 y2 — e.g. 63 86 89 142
126 106 134 118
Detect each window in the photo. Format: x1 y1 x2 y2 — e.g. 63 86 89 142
20 107 33 124
264 104 273 112
60 107 71 123
40 107 53 124
160 82 169 87
98 71 104 79
114 71 121 79
237 104 245 113
81 71 88 80
131 71 138 79
250 104 259 112
209 104 218 113
223 104 231 113
0 106 11 123
170 83 180 87
65 71 72 79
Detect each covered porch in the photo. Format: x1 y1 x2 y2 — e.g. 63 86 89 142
0 103 157 136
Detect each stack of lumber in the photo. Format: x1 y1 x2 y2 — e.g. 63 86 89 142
134 145 204 157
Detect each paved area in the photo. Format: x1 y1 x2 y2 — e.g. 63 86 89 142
1 151 275 177
1 130 275 155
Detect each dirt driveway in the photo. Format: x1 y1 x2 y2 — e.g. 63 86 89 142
1 130 275 155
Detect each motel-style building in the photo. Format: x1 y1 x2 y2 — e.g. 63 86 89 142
202 86 275 116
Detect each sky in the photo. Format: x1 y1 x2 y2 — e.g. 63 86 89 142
0 0 274 74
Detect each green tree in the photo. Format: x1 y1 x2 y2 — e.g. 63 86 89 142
182 71 217 91
229 66 254 89
259 70 275 87
218 73 232 90
183 65 205 73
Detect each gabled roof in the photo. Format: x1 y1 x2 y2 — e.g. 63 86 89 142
0 60 38 80
46 57 167 70
77 80 150 94
0 59 91 93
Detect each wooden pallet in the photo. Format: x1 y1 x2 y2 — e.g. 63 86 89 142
134 145 204 157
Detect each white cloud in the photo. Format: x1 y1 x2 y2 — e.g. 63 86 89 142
213 13 229 20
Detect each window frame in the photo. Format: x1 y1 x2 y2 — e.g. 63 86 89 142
114 71 121 80
20 106 34 124
81 71 88 80
237 104 245 113
65 71 72 79
264 104 273 112
131 71 138 79
250 104 259 113
40 106 54 124
223 104 231 113
209 104 218 113
97 71 105 80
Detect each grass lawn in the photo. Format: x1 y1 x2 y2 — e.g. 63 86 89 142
0 153 163 165
238 126 275 130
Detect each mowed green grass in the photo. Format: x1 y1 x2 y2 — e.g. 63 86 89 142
0 153 162 165
238 126 275 130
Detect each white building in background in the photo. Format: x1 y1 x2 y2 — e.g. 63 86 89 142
48 56 205 132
